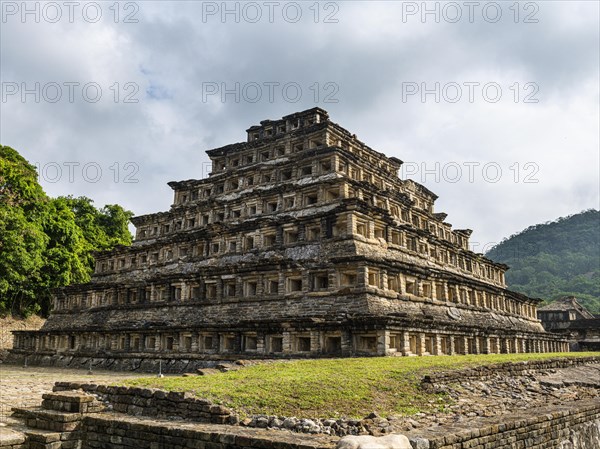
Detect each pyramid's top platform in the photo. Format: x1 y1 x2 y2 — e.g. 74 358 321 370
204 107 404 168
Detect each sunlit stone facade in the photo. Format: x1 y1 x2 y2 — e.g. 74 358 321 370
12 108 568 367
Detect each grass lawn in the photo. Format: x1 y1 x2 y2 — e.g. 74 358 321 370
121 352 599 419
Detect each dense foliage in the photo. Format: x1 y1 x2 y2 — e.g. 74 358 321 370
486 210 600 313
0 145 133 316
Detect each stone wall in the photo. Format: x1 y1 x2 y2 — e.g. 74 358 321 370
406 399 600 449
5 400 598 449
0 316 44 358
11 295 566 367
81 414 336 449
421 356 600 388
6 353 221 374
52 382 378 436
53 382 237 424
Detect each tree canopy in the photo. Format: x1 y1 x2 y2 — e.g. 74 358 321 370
0 145 133 316
486 209 600 313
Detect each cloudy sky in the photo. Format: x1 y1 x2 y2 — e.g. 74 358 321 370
2 1 598 251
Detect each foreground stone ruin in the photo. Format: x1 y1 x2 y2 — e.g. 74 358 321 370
1 358 599 449
11 108 566 367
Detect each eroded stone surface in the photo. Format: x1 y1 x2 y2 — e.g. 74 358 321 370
10 109 567 368
0 366 145 424
0 427 26 446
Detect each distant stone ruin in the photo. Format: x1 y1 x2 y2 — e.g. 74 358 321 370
538 296 600 351
11 108 567 367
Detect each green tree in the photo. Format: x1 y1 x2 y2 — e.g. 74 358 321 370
59 196 133 277
0 145 133 316
0 146 48 314
0 207 48 314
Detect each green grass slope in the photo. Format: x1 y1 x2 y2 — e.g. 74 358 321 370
123 353 598 418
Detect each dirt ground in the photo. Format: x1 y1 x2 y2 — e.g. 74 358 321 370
0 365 148 424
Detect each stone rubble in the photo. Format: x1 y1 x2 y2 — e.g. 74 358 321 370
238 362 600 437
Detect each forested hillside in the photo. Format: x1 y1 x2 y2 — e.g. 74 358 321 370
0 145 133 316
486 210 600 313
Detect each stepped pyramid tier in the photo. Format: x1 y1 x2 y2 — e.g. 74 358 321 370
12 108 567 367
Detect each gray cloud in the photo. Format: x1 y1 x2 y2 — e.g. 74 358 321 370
1 0 598 246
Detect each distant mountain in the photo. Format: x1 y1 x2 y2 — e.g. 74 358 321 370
485 209 600 314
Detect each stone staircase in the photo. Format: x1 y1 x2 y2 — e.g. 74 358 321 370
1 391 104 449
